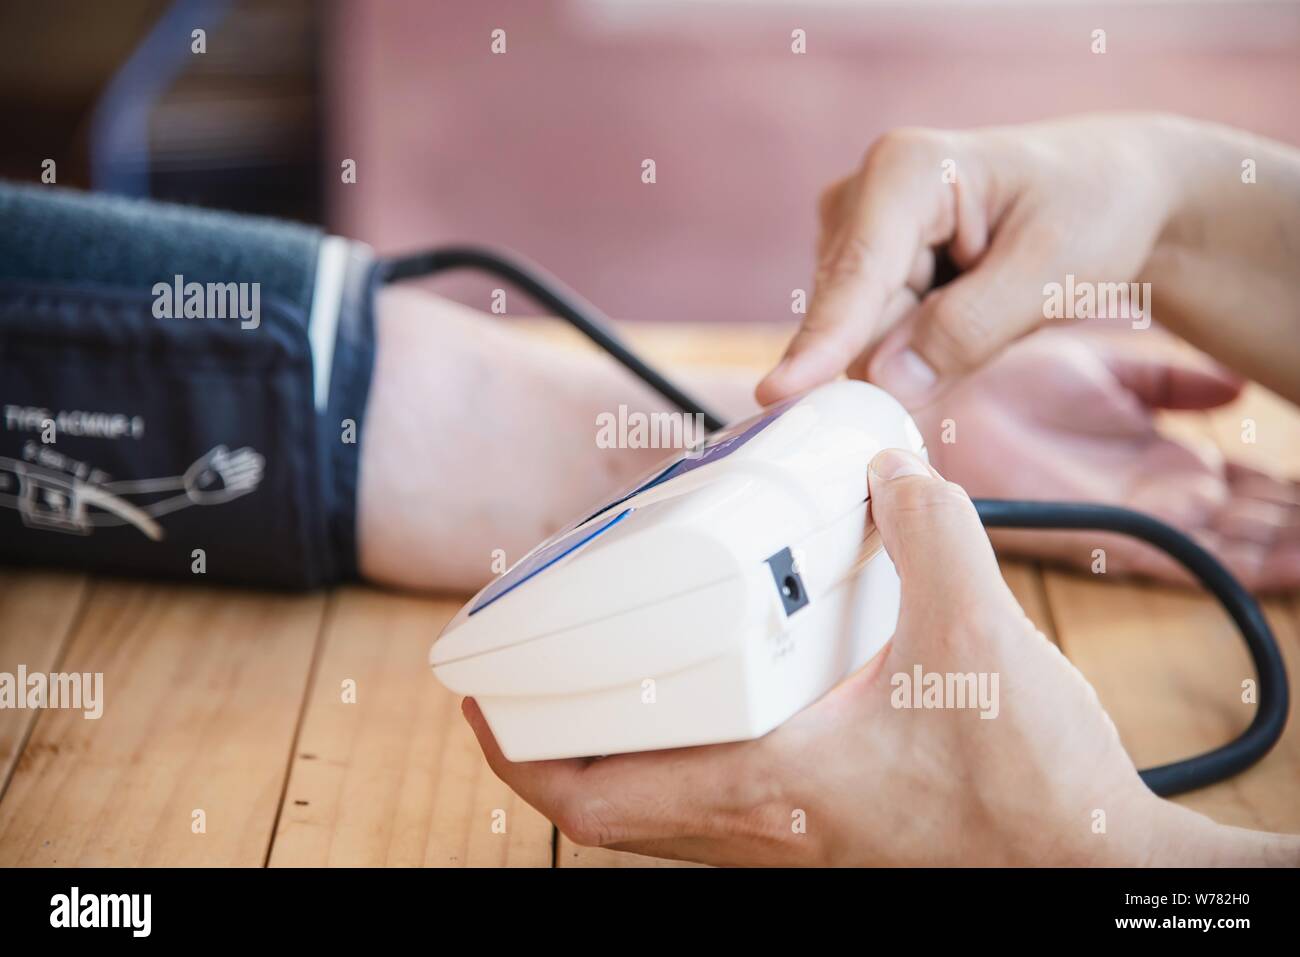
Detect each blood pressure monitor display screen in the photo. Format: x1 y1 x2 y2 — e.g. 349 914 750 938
468 397 799 615
469 507 634 614
576 395 800 522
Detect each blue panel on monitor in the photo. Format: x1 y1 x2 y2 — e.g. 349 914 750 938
469 508 633 615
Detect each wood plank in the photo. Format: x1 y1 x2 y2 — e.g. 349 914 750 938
521 318 789 370
0 571 90 798
0 581 325 865
267 587 552 867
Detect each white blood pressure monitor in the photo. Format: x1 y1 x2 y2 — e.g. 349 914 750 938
430 381 926 761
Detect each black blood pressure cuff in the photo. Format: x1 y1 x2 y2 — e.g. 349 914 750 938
0 182 377 588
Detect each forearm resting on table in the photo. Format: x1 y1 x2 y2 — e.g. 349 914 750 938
357 286 753 591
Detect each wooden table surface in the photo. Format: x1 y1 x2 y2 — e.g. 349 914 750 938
1 322 1296 868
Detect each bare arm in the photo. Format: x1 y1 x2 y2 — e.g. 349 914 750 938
1144 114 1300 402
759 113 1300 408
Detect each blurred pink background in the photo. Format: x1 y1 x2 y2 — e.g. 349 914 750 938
325 0 1300 324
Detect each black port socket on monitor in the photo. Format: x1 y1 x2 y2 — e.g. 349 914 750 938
766 546 809 616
